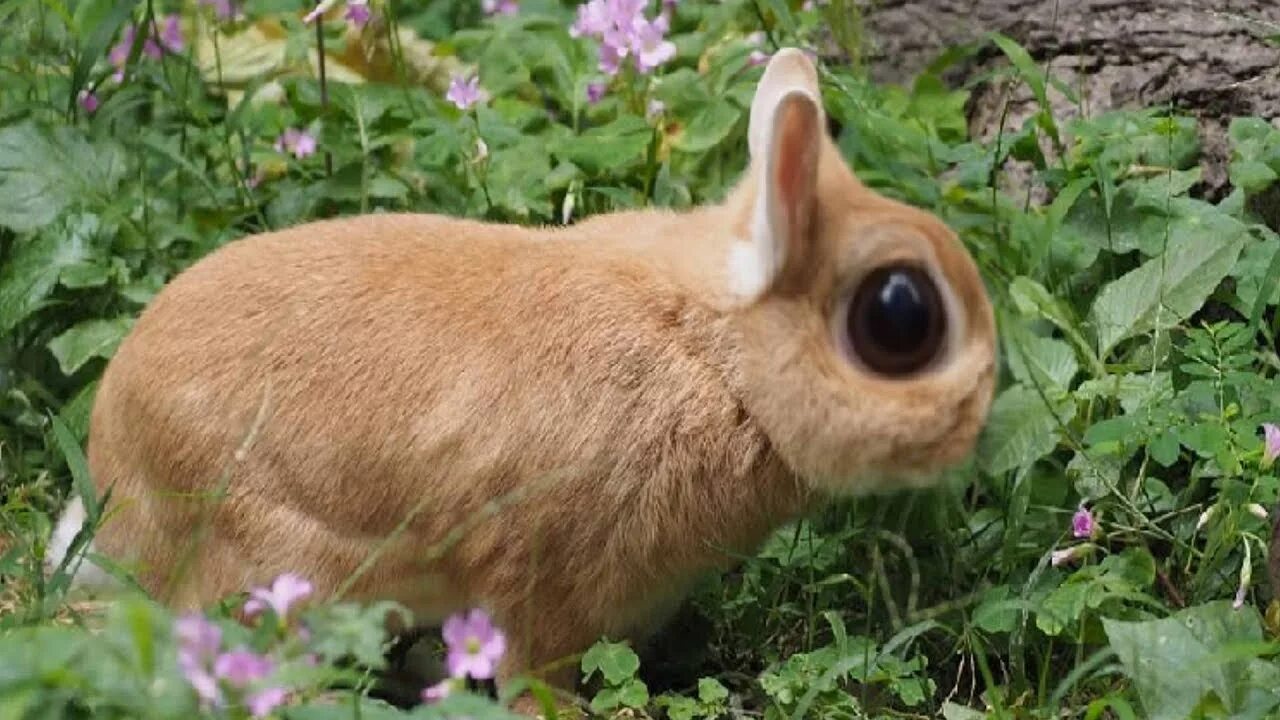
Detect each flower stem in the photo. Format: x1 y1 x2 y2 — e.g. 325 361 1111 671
314 1 333 177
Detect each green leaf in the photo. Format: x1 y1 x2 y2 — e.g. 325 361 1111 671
977 385 1075 475
580 639 641 685
47 316 134 376
553 116 652 174
1091 217 1248 357
697 677 729 705
1004 333 1078 390
0 217 94 332
50 414 98 524
0 122 126 232
1104 601 1280 720
1229 159 1278 193
305 601 408 671
673 103 742 154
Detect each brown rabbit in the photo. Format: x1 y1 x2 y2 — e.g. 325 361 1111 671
48 49 996 712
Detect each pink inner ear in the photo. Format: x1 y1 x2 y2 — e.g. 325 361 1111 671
773 99 817 242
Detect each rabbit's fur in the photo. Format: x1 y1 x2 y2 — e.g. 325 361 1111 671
50 49 996 708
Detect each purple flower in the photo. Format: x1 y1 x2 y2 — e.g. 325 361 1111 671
586 81 607 103
108 26 135 67
344 0 371 27
632 15 675 72
175 614 223 705
199 0 237 20
442 609 506 680
106 16 183 80
157 15 185 54
243 572 313 618
421 679 454 703
215 648 275 688
303 0 338 23
597 39 626 75
570 0 610 38
78 90 100 113
1264 423 1280 465
246 687 288 718
482 0 519 15
446 74 488 110
1071 505 1095 539
570 0 677 75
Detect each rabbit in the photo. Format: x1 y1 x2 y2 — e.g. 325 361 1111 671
47 48 996 714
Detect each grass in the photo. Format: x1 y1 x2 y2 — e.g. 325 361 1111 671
2 0 1280 718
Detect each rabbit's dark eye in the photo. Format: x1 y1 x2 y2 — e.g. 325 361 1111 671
844 265 946 376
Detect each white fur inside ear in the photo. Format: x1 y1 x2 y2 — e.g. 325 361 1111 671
728 179 787 300
727 240 769 300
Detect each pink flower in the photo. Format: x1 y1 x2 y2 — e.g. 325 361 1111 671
243 573 313 618
106 16 183 81
1234 585 1248 610
597 39 626 75
78 90 100 113
748 50 770 66
344 0 371 27
570 0 676 76
158 14 185 54
1263 423 1280 465
200 0 237 20
586 81 607 103
273 129 318 161
631 15 675 72
214 648 275 688
442 609 506 680
246 687 288 717
446 74 488 110
482 0 519 15
421 679 454 702
570 0 611 38
1071 505 1095 539
175 614 223 705
213 648 273 686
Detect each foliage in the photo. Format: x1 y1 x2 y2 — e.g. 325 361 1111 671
3 0 1280 718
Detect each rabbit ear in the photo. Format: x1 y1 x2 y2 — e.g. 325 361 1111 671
732 49 826 301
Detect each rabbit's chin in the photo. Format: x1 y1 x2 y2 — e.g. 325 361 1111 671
807 466 957 498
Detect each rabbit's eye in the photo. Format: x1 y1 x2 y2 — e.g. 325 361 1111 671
844 265 946 376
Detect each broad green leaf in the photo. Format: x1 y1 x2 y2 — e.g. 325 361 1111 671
580 640 641 685
697 677 729 705
1091 218 1247 357
1229 159 1278 193
977 385 1075 475
0 216 95 332
672 103 742 154
47 317 134 376
553 116 652 174
1075 372 1173 414
0 122 126 232
1104 601 1280 720
1004 333 1078 391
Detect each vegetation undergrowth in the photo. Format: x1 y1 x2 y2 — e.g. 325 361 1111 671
2 0 1280 717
